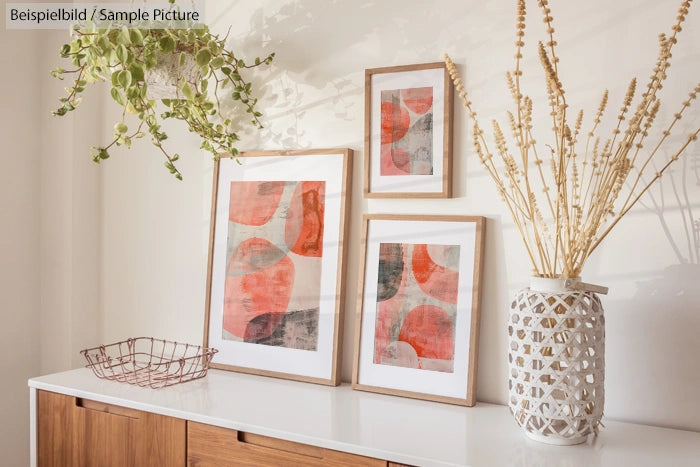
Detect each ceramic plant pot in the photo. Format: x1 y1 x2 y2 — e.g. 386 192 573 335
145 51 200 99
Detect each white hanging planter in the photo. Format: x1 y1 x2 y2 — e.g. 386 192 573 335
507 277 605 445
145 51 200 100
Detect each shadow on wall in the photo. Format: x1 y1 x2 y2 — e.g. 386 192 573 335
208 0 492 150
637 146 700 266
607 263 700 431
605 146 700 431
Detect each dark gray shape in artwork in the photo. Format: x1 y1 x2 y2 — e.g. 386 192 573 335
245 308 320 351
394 112 433 175
377 243 404 302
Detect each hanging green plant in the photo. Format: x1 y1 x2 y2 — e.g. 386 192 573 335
51 13 274 180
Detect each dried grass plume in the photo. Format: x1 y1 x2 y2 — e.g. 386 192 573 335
446 0 700 278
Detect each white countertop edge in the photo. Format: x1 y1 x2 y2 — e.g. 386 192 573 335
28 377 459 467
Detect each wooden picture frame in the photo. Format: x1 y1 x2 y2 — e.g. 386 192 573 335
204 149 353 386
352 215 485 405
364 62 453 198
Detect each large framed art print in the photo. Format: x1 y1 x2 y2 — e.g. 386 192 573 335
353 215 485 405
204 149 352 386
364 62 453 198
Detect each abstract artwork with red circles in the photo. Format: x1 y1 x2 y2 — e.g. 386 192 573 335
222 180 325 351
380 87 434 176
373 242 460 373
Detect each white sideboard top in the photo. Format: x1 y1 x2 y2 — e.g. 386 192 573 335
29 368 700 467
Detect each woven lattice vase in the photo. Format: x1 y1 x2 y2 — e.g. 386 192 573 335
508 277 605 445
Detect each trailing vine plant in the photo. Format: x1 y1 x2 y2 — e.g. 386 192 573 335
51 6 274 180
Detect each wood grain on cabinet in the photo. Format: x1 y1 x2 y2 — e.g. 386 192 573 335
187 421 386 466
37 390 185 467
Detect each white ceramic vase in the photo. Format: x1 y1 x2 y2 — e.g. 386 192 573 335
507 277 605 445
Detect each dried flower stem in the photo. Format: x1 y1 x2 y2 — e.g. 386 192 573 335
446 0 699 278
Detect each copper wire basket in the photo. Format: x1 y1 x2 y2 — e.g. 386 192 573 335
81 337 218 389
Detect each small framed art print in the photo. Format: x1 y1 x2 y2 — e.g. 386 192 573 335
364 62 453 198
353 215 485 405
204 149 352 386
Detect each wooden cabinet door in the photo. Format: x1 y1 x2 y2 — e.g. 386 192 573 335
187 421 386 467
37 390 186 467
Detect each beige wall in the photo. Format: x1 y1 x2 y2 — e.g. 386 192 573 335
38 30 103 375
0 15 41 467
99 0 700 431
3 2 699 463
0 22 103 467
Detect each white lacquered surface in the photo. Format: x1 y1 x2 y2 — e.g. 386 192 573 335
29 368 700 467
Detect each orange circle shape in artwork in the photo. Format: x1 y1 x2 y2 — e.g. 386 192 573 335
285 181 325 257
401 87 433 115
380 144 410 175
380 101 410 144
223 237 294 340
411 244 459 304
398 305 454 360
228 181 285 226
379 341 420 369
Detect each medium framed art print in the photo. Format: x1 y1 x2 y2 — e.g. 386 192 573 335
353 215 485 405
364 62 453 198
204 149 352 386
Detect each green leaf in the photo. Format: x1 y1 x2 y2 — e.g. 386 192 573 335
129 63 145 82
195 48 211 67
114 122 128 134
221 67 231 75
97 36 111 53
60 44 70 56
181 82 194 100
110 87 125 106
117 69 132 89
231 73 242 81
99 148 110 159
179 52 186 67
207 40 219 55
158 36 175 54
210 57 224 69
144 52 157 69
115 44 128 63
130 29 143 45
200 79 208 93
120 26 131 45
111 71 120 87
